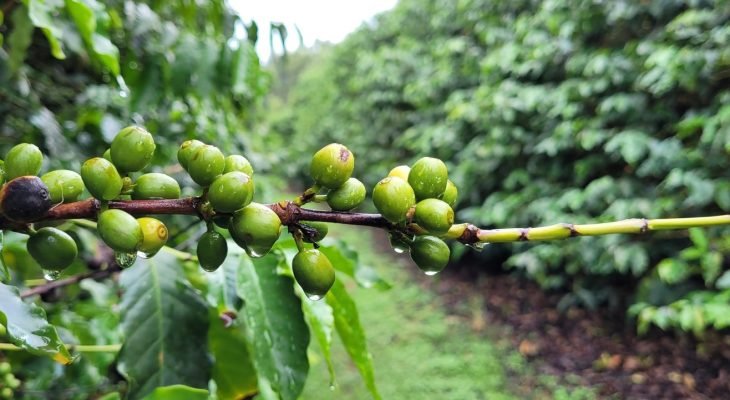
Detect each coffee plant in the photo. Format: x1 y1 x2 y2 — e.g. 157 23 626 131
0 124 728 399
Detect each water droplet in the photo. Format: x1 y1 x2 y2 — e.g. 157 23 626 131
306 293 323 301
136 251 156 259
423 270 439 276
116 76 130 98
329 384 336 391
466 242 488 252
43 269 61 281
388 233 411 254
245 246 265 258
115 252 138 268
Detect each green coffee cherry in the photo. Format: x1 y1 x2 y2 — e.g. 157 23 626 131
292 249 336 299
132 173 181 200
327 177 366 211
303 222 328 243
0 387 12 399
27 227 77 271
224 154 254 176
102 148 112 162
408 157 448 200
81 158 123 200
0 176 52 222
212 215 231 229
310 143 355 189
41 170 84 203
208 171 254 213
5 143 42 179
177 139 205 170
230 203 282 257
110 125 156 172
410 235 450 275
0 159 5 184
137 217 168 257
4 375 19 390
441 180 458 207
414 198 454 235
372 176 416 223
197 231 228 272
97 209 143 253
0 362 10 375
188 145 225 186
388 165 410 181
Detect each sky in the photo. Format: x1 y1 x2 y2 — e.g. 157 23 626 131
229 0 398 61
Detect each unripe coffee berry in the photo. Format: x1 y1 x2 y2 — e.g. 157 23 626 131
81 157 123 200
102 148 112 162
132 173 181 200
0 176 52 222
188 145 225 186
327 177 366 211
408 157 448 200
230 203 282 257
388 165 410 181
5 143 43 179
208 171 254 213
197 231 228 272
177 139 204 170
410 235 450 275
441 180 458 207
41 170 85 203
137 217 168 257
310 143 354 189
27 227 78 271
110 125 156 172
414 198 454 235
97 209 143 253
372 176 416 223
223 154 254 176
292 249 336 299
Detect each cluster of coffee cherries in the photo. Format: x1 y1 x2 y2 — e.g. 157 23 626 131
374 158 458 275
0 360 19 399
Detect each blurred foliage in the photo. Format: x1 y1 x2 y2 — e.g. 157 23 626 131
267 0 730 335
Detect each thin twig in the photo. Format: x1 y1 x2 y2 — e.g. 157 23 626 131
20 266 120 298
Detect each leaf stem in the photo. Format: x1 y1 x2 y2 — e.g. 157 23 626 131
0 342 121 353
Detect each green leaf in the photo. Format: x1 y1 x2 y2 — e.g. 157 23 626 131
689 228 708 250
716 271 730 289
204 255 242 312
117 252 210 399
0 232 9 283
65 0 120 75
0 282 72 363
98 393 121 400
326 279 381 400
301 292 336 386
90 33 120 76
236 252 310 400
141 385 209 400
27 0 66 59
65 0 95 40
208 310 258 400
657 259 691 284
7 6 34 73
318 242 391 290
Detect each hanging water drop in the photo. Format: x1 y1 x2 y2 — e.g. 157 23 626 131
42 269 61 281
115 252 138 268
329 384 336 391
306 293 323 301
245 246 265 258
423 270 440 276
388 232 411 254
466 242 488 252
116 75 130 98
136 250 154 259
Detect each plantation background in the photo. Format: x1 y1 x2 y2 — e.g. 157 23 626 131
1 0 729 398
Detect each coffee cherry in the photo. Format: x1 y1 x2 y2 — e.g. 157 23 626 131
212 215 231 229
5 143 42 180
81 158 123 200
27 227 77 271
414 198 454 235
110 125 156 172
137 217 168 257
0 362 10 375
223 154 254 176
441 180 458 207
292 249 335 299
197 231 228 272
230 203 282 257
327 177 366 211
132 173 181 200
0 160 5 184
302 222 328 243
310 143 354 189
372 176 416 223
410 235 450 275
0 176 52 222
408 157 448 200
208 171 254 213
102 148 112 162
0 387 11 399
97 209 143 253
188 145 225 186
41 170 84 203
177 139 204 170
388 165 410 181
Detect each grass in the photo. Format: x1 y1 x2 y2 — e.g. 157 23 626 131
299 225 599 400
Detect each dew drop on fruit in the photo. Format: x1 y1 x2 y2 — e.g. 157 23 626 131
245 247 264 258
115 252 138 268
306 293 324 301
42 269 61 281
423 270 439 276
388 232 410 254
137 250 154 259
